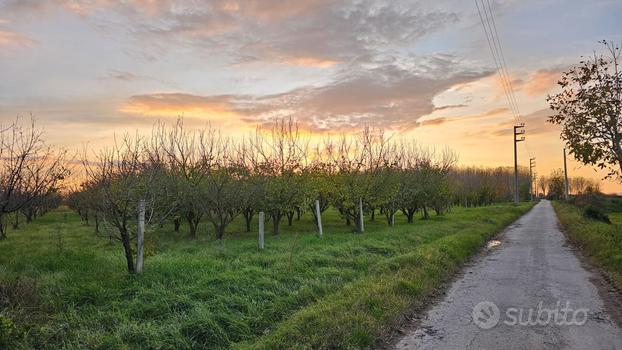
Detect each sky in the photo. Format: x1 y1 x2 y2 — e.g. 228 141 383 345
1 0 621 192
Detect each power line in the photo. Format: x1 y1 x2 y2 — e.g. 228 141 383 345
482 0 521 119
476 0 535 160
475 0 519 120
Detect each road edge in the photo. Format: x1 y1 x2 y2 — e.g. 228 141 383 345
552 203 622 330
375 201 540 350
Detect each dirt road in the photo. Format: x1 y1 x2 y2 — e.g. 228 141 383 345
395 200 622 349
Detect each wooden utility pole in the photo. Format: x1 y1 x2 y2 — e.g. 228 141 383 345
513 124 525 205
136 199 145 274
529 158 536 201
563 148 569 200
532 171 538 198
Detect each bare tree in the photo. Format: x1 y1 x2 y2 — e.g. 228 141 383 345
0 117 68 238
250 118 309 235
82 134 159 273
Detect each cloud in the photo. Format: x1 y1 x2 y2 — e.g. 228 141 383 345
488 67 564 99
469 108 558 138
98 69 180 88
120 93 246 120
437 107 510 125
104 69 141 82
120 54 493 131
231 1 459 67
1 0 459 67
520 68 563 96
433 103 469 111
0 29 35 48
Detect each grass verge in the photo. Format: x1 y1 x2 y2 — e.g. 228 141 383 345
241 204 534 349
552 201 622 290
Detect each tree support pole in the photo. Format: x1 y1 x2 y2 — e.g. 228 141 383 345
136 199 145 274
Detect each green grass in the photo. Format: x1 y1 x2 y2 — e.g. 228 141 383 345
553 201 622 290
0 203 534 349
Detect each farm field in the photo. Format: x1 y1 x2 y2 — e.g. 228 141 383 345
0 203 534 349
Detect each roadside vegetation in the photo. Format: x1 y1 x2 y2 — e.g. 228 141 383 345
0 202 533 349
553 197 622 290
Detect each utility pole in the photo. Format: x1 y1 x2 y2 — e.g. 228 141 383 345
529 158 536 201
563 148 569 200
532 171 538 198
513 124 525 205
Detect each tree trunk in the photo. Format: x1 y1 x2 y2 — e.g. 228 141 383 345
94 213 100 234
120 228 135 274
272 212 282 235
173 218 181 233
371 209 375 221
243 209 254 232
296 207 301 221
214 223 226 240
403 208 415 223
422 206 430 220
12 211 19 229
25 209 33 223
0 216 6 239
186 212 199 238
385 210 395 226
286 211 294 226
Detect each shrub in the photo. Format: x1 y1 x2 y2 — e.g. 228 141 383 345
0 315 18 349
583 204 611 224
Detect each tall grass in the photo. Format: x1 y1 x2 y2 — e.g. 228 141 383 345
553 201 622 289
0 203 533 349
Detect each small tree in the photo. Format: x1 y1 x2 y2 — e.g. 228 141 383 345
547 169 566 200
201 164 245 240
251 118 309 235
548 40 622 180
83 134 161 274
0 117 68 238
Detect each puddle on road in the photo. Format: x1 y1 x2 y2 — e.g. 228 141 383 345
486 240 501 249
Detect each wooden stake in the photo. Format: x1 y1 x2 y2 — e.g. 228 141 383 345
358 197 364 233
315 200 323 237
258 211 265 249
136 199 145 274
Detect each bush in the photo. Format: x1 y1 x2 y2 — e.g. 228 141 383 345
583 205 611 224
0 315 18 349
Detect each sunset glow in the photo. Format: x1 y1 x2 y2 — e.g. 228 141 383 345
1 0 621 191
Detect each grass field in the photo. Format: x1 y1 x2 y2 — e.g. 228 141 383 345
0 203 534 349
553 201 622 290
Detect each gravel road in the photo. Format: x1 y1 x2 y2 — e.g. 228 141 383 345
395 200 622 350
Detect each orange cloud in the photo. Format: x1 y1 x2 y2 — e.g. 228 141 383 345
219 0 332 22
120 93 242 120
432 107 510 125
488 68 563 98
0 30 34 47
281 56 339 68
467 108 558 139
522 69 562 96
